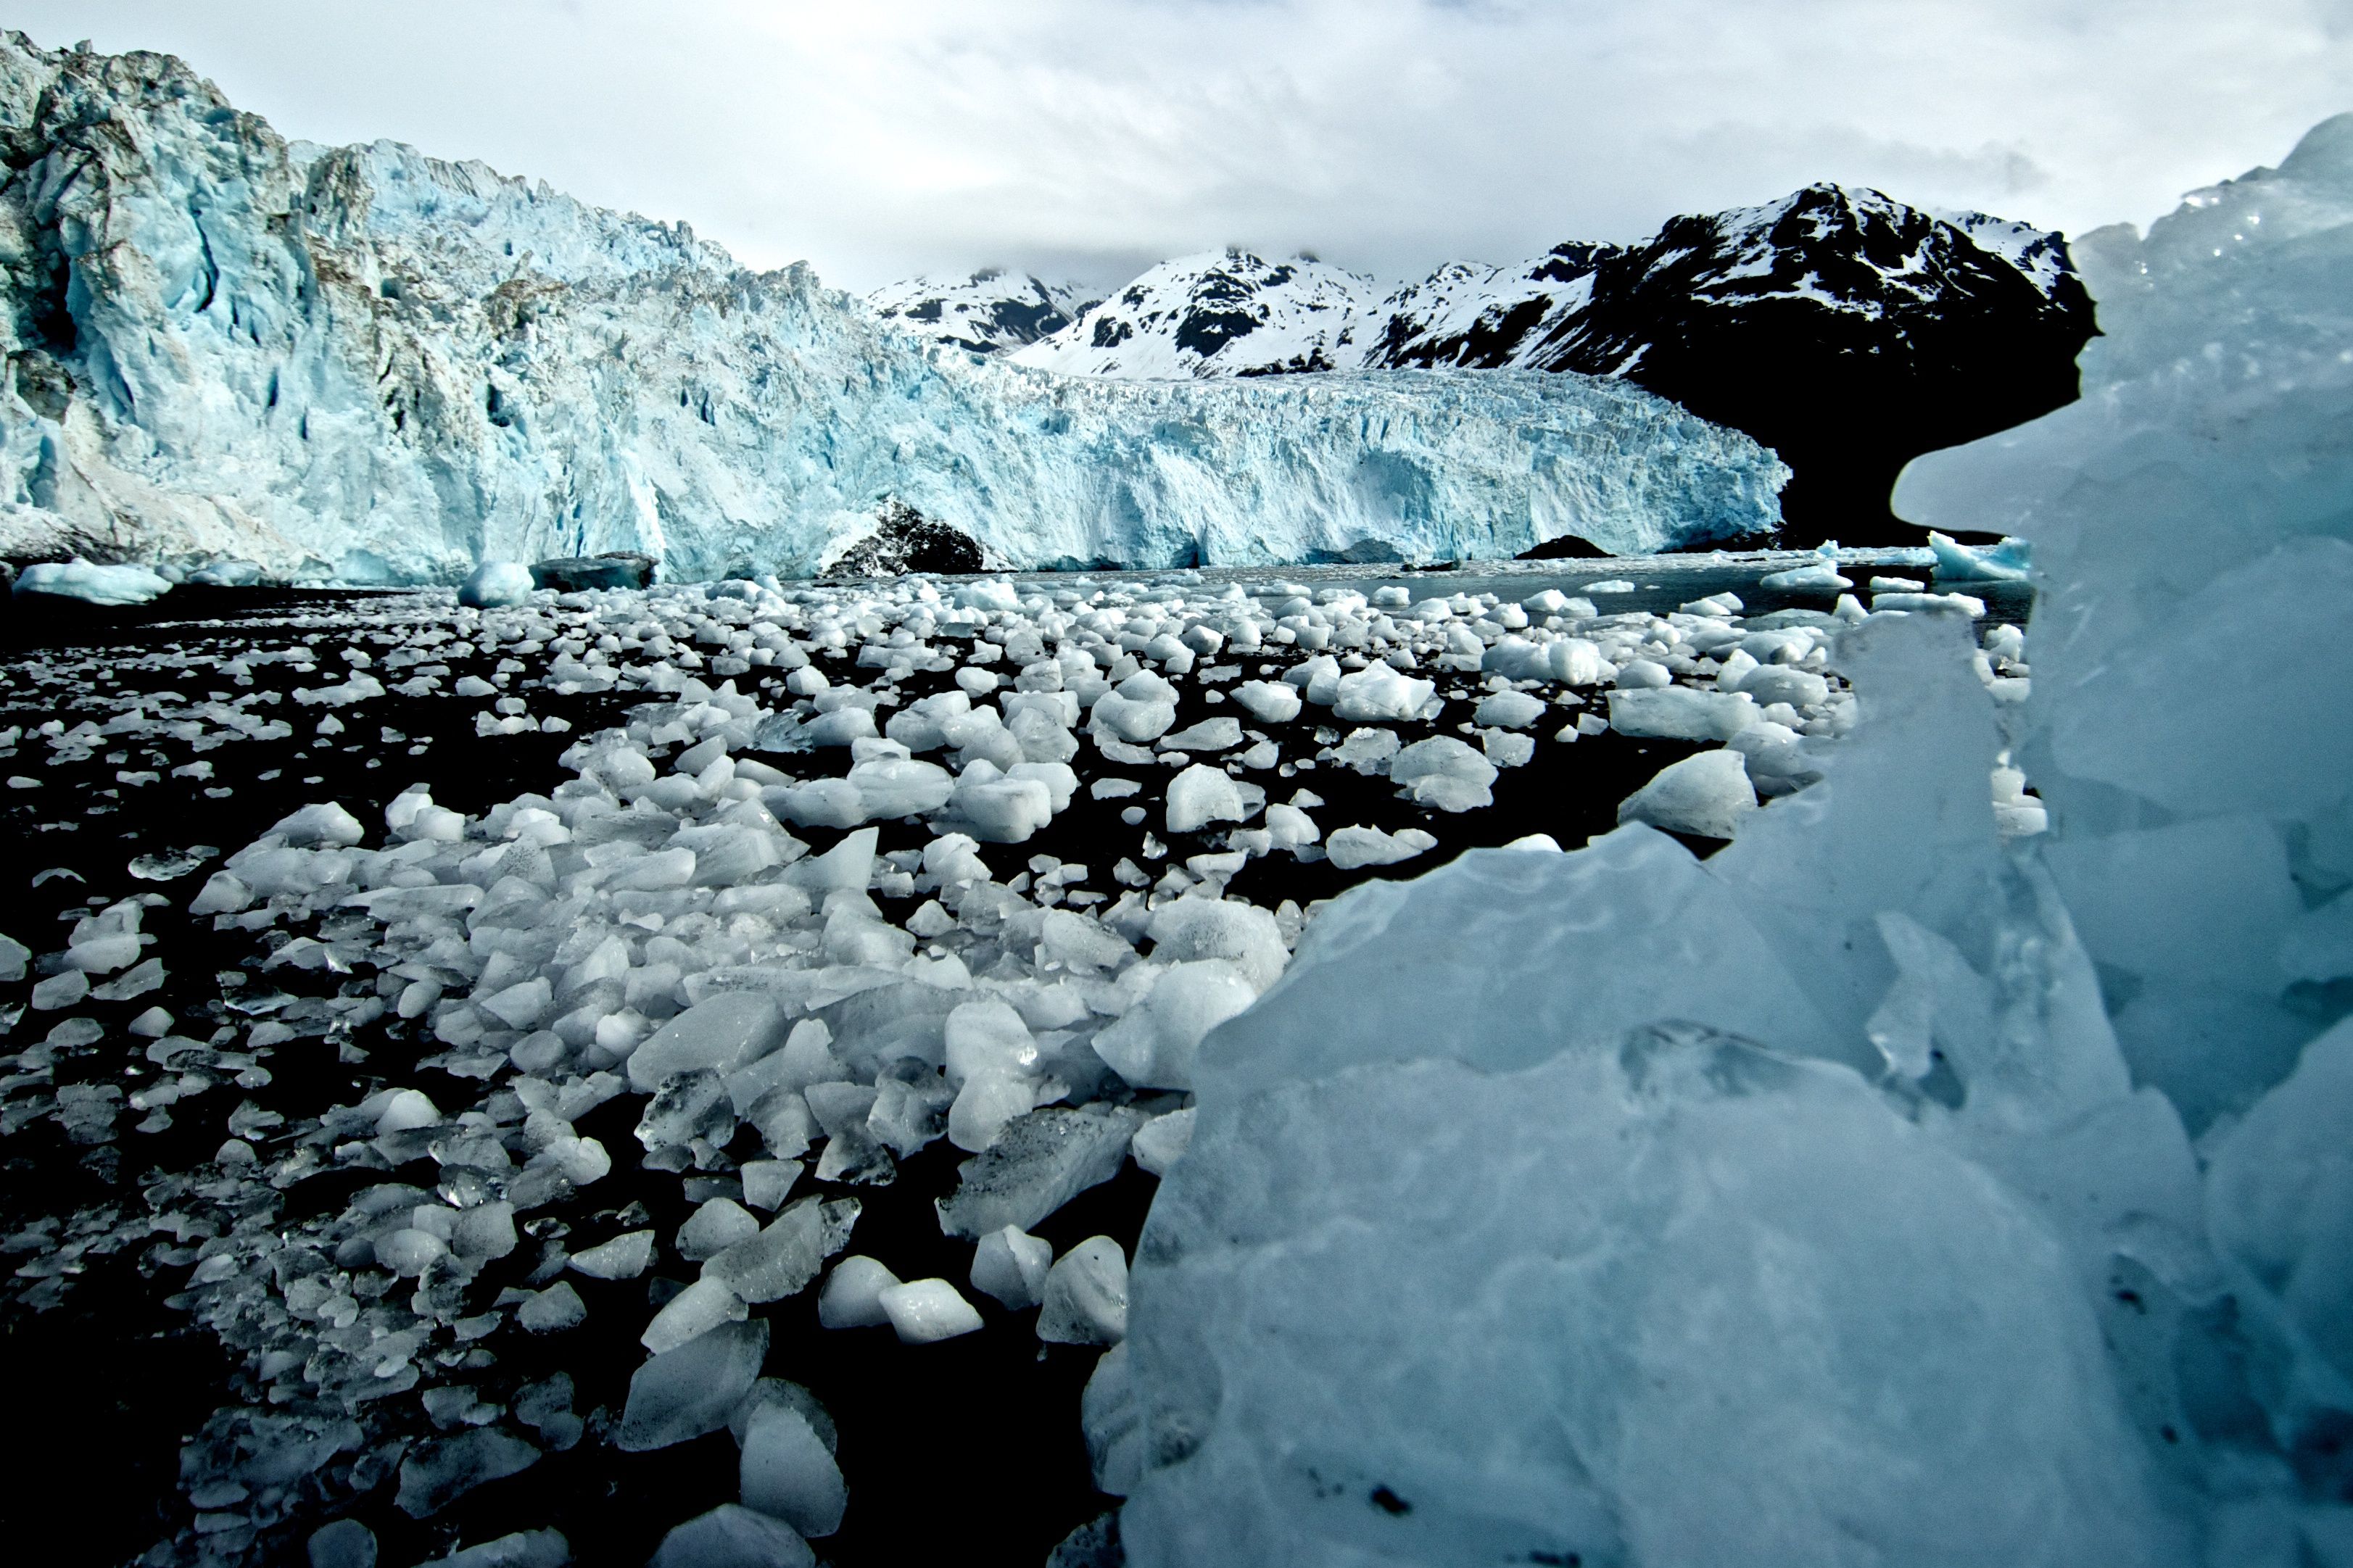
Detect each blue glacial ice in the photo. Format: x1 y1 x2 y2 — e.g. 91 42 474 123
0 37 1785 584
1115 114 2353 1567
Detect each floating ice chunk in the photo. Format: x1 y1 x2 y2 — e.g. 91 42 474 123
183 871 252 918
1158 717 1243 753
1613 658 1672 690
1324 825 1439 870
1483 729 1536 768
305 1519 377 1568
1092 961 1257 1090
970 1224 1054 1309
642 1276 748 1353
935 1105 1145 1237
1473 691 1547 729
1129 1107 1196 1177
1331 666 1436 723
396 1427 539 1518
376 1090 442 1136
1759 563 1853 589
0 932 25 983
1331 728 1399 773
787 826 878 892
569 1230 655 1281
273 801 366 847
816 1256 902 1328
949 772 1054 843
13 560 171 605
848 755 954 818
1870 591 1985 618
1587 578 1636 593
740 1405 846 1538
1618 750 1756 839
772 779 865 829
1389 737 1497 811
1165 765 1247 834
67 931 140 974
1927 530 2031 581
517 1283 587 1335
458 561 536 609
1869 576 1927 593
629 993 790 1092
1146 896 1289 990
1606 686 1757 741
1263 805 1320 853
1231 681 1303 724
619 1320 772 1451
679 1198 762 1262
1037 1237 1128 1345
426 1529 571 1568
1732 664 1830 709
30 968 88 1010
649 1505 813 1568
878 1278 985 1343
1041 908 1133 974
703 1195 861 1303
740 1161 800 1211
1091 691 1178 745
128 1004 173 1037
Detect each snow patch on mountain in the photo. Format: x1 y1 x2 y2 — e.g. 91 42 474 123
1011 251 1386 379
866 270 1095 356
0 35 1787 580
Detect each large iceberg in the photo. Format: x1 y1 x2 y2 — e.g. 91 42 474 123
0 35 1784 582
1115 115 2353 1566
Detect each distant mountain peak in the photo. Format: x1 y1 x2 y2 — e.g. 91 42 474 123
1010 249 1386 378
1004 182 2096 544
866 271 1096 355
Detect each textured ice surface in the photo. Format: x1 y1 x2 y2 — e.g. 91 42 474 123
12 560 173 605
737 1403 846 1538
648 1506 813 1568
0 39 1785 580
617 1321 770 1452
1115 112 2353 1568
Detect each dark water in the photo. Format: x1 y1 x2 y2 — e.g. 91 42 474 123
0 559 2025 1566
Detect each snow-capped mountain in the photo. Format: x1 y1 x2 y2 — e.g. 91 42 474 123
0 35 1786 581
865 269 1095 355
1010 250 1386 378
1371 185 2096 538
1014 188 2096 542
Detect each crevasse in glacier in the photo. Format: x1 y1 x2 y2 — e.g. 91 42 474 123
0 36 1786 583
1114 115 2353 1567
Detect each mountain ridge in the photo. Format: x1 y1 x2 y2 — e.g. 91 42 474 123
879 185 2096 542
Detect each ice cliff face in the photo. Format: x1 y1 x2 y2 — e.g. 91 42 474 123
0 36 1785 583
1014 187 2096 544
864 270 1094 355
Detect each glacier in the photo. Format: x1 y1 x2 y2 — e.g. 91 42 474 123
1114 115 2353 1567
0 35 1785 584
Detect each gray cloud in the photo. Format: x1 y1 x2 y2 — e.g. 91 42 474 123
20 0 2350 291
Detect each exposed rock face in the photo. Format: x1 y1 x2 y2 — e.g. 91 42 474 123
820 502 985 578
0 35 1787 579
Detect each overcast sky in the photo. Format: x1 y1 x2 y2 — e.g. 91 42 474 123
19 1 2352 293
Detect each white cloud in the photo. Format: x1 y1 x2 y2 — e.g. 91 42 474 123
20 0 2350 290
